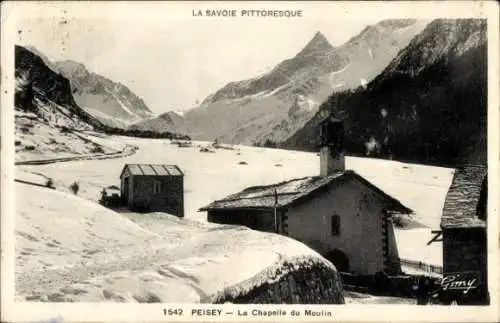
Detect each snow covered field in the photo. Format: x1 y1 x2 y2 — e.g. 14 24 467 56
15 135 454 302
17 135 453 263
16 182 338 302
15 112 128 163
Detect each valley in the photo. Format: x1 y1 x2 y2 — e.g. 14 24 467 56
8 14 490 307
133 19 429 147
15 134 453 302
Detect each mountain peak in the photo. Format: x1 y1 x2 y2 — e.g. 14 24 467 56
54 60 90 78
296 31 333 56
21 45 56 70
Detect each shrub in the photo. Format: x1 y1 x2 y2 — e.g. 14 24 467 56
263 138 277 148
238 161 248 165
200 147 215 153
91 146 105 154
70 182 80 195
20 126 31 134
15 140 22 146
24 145 36 151
46 178 55 189
60 126 71 134
15 79 36 113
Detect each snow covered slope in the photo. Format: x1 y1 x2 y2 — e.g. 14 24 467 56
16 183 160 273
14 110 125 162
14 45 134 162
128 110 189 134
15 183 339 302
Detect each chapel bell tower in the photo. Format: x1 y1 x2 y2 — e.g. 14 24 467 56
319 115 345 176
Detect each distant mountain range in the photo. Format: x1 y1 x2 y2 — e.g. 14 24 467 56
21 45 155 128
132 19 429 145
14 45 189 140
53 60 155 128
284 19 487 166
15 18 487 167
14 45 102 129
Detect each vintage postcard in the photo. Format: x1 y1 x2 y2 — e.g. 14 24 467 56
1 1 499 322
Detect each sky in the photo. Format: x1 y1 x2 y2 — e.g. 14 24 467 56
3 1 489 114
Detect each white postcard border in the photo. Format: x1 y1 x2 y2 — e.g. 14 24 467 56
1 1 499 322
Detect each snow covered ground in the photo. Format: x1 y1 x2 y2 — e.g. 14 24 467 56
344 291 416 305
15 183 337 302
15 111 127 162
15 135 454 302
17 136 453 265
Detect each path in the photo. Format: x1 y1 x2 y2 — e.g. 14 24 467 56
15 144 137 166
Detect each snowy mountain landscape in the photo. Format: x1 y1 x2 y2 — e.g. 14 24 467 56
54 60 155 128
9 11 490 308
15 136 451 303
17 45 156 129
16 177 340 303
285 19 487 166
133 19 428 146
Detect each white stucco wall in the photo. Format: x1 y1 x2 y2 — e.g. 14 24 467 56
320 147 345 176
286 178 388 275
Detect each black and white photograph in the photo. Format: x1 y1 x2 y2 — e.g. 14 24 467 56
1 1 498 322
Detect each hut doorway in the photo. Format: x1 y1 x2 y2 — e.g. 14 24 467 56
123 177 129 202
324 249 350 272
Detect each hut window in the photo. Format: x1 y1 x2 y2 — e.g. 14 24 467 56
153 181 162 194
331 214 340 236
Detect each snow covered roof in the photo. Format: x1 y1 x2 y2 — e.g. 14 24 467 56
199 170 413 214
120 164 183 178
441 165 487 229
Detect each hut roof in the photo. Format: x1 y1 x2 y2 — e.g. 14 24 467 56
441 165 487 229
120 164 183 178
199 170 412 214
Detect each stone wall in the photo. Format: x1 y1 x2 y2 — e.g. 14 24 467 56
132 176 184 217
213 259 344 304
442 227 488 304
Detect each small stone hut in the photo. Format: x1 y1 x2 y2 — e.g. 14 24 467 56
120 164 184 217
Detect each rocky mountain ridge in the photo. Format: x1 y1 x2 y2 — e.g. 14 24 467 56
53 60 155 128
19 46 155 129
15 45 190 145
133 19 428 145
14 45 102 129
284 19 487 167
